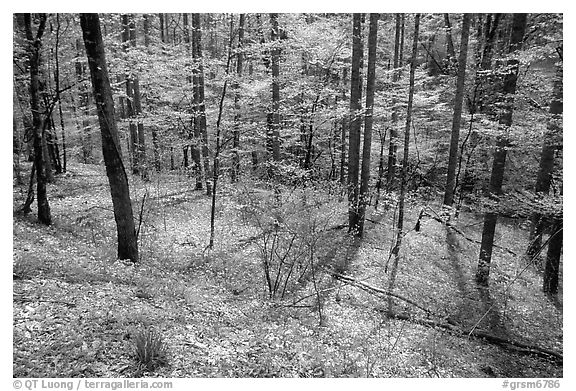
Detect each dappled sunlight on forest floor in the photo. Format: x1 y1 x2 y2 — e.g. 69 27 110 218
13 163 562 377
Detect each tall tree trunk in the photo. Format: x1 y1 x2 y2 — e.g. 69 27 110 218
159 13 165 44
348 13 364 233
527 60 563 258
81 13 139 262
192 13 210 193
129 15 147 180
182 13 193 171
339 68 348 186
54 13 67 173
209 16 234 249
386 14 402 191
269 13 281 162
144 14 160 172
443 14 471 206
121 14 139 175
476 13 527 286
358 13 379 236
23 13 51 225
388 13 420 313
231 13 245 182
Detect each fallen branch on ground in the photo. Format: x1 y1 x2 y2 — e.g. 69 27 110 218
387 311 562 363
324 268 437 316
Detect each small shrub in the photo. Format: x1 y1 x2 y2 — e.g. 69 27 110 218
132 327 167 371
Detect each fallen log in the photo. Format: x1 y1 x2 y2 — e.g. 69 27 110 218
324 269 437 316
387 311 562 363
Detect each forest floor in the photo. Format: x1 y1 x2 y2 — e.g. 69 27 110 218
13 162 562 378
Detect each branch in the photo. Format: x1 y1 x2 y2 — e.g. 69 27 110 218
324 269 437 316
388 311 562 363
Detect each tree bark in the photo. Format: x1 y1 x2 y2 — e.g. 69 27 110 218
347 13 364 233
23 13 51 225
358 13 379 236
81 13 139 262
476 14 527 286
443 14 471 206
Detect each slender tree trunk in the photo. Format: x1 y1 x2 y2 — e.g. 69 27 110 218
81 13 139 262
159 13 165 44
527 60 563 258
476 13 527 286
347 13 364 233
397 13 420 244
443 14 471 206
231 14 245 182
339 68 348 186
24 13 51 225
358 13 379 236
144 14 160 172
54 13 67 173
192 13 210 193
386 14 402 191
182 13 193 172
209 16 234 249
269 13 281 162
388 13 420 313
374 127 387 210
122 14 139 175
132 77 148 180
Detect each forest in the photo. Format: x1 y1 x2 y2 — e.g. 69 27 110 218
12 13 563 379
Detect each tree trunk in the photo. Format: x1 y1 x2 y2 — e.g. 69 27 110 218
24 13 51 225
386 14 402 191
527 61 563 258
132 77 148 180
81 13 139 262
358 13 379 236
192 13 210 193
388 13 420 313
121 14 139 175
159 13 165 44
476 13 527 286
269 13 281 162
443 14 471 206
348 13 364 233
144 14 160 172
231 13 245 182
54 13 67 173
209 16 234 249
339 68 348 186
